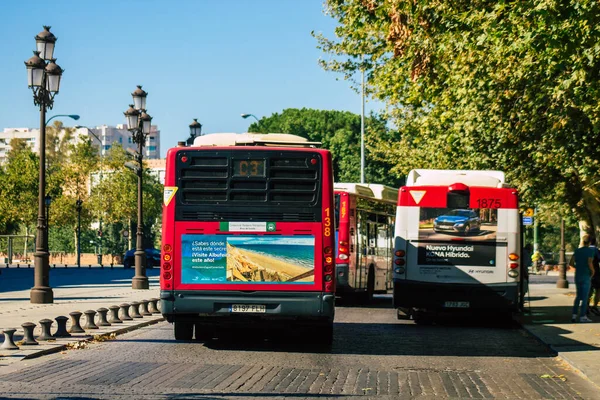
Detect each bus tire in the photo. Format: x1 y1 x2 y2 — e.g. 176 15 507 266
174 321 194 341
365 266 375 304
194 323 213 341
316 322 333 346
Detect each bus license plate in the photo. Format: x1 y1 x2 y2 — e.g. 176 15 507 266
444 301 470 308
230 304 266 313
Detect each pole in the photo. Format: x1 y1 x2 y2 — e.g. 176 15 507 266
31 100 53 303
132 134 148 289
360 58 365 184
76 200 82 268
533 207 539 253
557 218 569 288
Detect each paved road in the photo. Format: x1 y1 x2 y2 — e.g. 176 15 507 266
1 295 599 399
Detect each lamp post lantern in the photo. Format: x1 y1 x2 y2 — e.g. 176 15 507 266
25 26 64 304
241 113 262 133
124 86 152 290
187 118 202 145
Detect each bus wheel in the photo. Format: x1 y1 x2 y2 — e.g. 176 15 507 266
194 323 213 341
174 322 194 340
315 322 333 346
361 266 375 304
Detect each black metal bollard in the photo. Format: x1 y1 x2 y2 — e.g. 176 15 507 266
147 298 160 314
38 319 54 340
96 308 111 327
120 303 133 321
54 316 71 337
68 311 85 333
21 322 38 345
130 301 143 318
83 310 98 330
108 305 122 323
140 300 152 316
1 328 19 350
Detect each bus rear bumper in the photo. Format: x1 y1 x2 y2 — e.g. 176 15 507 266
393 280 520 312
161 290 335 324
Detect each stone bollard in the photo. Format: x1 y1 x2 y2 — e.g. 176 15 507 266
54 316 71 337
1 328 19 350
21 322 39 345
130 301 143 318
68 311 85 333
140 300 152 316
148 298 161 314
83 310 99 330
96 308 111 327
120 303 133 321
38 319 54 340
108 306 123 324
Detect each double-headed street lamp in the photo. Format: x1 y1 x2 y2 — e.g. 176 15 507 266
187 118 202 145
123 85 153 290
24 26 64 304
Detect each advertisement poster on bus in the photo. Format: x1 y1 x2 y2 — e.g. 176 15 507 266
180 235 315 284
417 208 498 267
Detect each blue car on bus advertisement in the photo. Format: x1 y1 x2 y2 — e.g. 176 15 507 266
433 209 481 235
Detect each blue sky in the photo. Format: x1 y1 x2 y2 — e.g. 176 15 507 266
1 0 378 157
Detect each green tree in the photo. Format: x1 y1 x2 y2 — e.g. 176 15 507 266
0 142 39 232
317 0 600 242
88 145 163 252
247 108 402 186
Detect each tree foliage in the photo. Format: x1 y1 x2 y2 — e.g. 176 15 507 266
317 0 600 240
247 108 402 186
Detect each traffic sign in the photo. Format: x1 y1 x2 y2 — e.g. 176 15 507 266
524 208 534 217
523 216 533 226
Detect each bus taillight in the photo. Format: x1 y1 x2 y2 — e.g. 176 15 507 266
162 244 173 287
338 240 349 260
394 258 405 266
395 250 405 257
509 262 519 269
508 253 519 261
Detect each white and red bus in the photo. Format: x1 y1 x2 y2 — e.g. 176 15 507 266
393 170 524 321
334 183 398 302
160 133 335 343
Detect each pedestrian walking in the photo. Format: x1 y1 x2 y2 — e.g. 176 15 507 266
588 237 600 316
569 236 596 322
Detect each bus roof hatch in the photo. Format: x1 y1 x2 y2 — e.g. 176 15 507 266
406 169 506 188
192 133 321 148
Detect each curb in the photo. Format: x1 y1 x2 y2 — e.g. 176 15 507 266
518 322 600 389
21 316 165 360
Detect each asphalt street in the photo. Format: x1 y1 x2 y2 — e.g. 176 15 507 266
1 294 598 399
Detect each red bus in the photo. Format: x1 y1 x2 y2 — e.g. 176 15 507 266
160 133 335 343
393 170 524 322
334 183 397 302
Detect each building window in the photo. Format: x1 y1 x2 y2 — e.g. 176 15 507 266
103 145 111 150
149 136 155 141
128 138 132 143
119 138 122 143
148 146 157 151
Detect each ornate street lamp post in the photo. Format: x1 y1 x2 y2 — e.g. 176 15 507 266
24 26 64 304
124 85 152 289
557 218 569 289
187 118 202 145
76 199 83 268
241 113 262 133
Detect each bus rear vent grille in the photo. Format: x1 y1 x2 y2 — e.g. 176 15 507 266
180 211 317 222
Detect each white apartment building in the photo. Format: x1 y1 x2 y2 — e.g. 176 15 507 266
0 124 161 164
